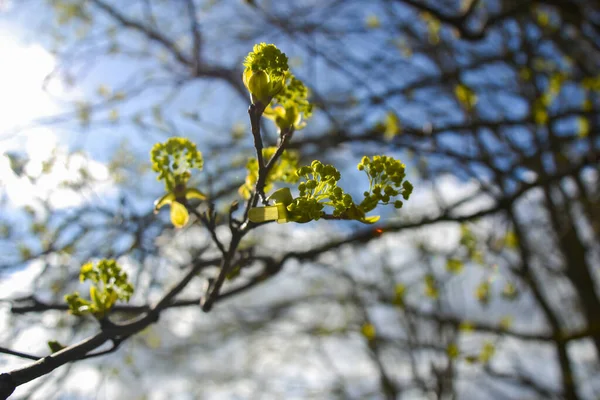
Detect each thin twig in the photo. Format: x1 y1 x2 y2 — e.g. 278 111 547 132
191 207 227 256
0 348 40 362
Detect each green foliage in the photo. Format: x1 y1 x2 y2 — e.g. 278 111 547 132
420 12 441 44
447 343 460 359
47 340 66 354
243 43 289 104
460 224 483 263
228 44 410 227
459 321 474 333
275 75 311 114
503 230 518 249
383 111 401 140
582 74 600 91
5 152 27 177
479 341 496 363
501 282 519 300
150 137 203 193
460 225 476 248
248 161 348 224
264 74 313 131
499 316 513 330
454 84 477 111
291 161 346 222
358 155 412 212
531 71 569 125
446 258 464 274
365 14 381 29
65 259 134 318
475 281 491 305
239 147 299 199
291 160 376 223
374 112 402 139
424 274 439 299
18 244 32 260
578 117 590 138
0 223 10 239
532 97 548 125
151 138 206 228
243 43 289 80
463 341 496 365
361 323 376 341
51 0 90 25
393 283 406 307
247 187 294 224
243 44 312 132
248 155 412 224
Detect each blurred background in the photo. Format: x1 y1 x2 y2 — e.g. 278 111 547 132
0 0 599 398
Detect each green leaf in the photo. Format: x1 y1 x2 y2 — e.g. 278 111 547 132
365 14 380 29
383 112 401 140
454 84 477 111
459 321 474 333
578 117 590 138
501 282 519 300
47 340 66 354
447 343 460 359
475 281 491 305
66 260 134 318
446 258 464 274
360 215 380 224
239 148 299 199
479 341 495 363
424 274 439 299
393 283 406 307
499 316 513 330
361 323 376 341
268 187 293 205
503 230 518 249
248 203 288 224
79 262 94 281
169 201 190 228
150 137 203 192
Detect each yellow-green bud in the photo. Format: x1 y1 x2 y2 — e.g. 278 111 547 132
247 70 271 104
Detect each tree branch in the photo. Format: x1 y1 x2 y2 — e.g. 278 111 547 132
0 348 40 362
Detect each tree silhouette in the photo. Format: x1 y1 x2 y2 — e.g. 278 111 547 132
1 0 599 399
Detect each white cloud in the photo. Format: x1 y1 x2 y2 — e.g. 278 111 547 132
0 33 64 134
0 31 115 210
1 146 114 210
0 260 45 298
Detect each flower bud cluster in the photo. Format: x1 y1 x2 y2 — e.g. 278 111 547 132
249 156 410 225
244 43 289 80
151 138 207 228
266 74 313 131
358 155 413 212
65 259 134 318
276 76 312 115
242 44 312 133
79 259 131 289
289 161 360 221
287 197 323 222
243 43 289 104
151 137 203 192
